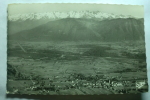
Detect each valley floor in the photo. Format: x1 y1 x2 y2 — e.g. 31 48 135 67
7 41 148 95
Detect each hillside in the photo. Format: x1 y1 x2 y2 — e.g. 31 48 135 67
8 11 136 35
94 18 145 41
8 18 145 42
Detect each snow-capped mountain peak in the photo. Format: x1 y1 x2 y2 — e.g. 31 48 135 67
8 11 134 21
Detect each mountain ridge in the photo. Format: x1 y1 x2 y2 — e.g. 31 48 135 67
8 11 142 35
8 18 145 42
8 11 137 21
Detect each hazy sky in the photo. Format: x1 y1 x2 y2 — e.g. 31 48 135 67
8 3 144 18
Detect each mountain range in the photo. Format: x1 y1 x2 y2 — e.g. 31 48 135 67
8 11 135 21
8 11 138 35
8 17 145 42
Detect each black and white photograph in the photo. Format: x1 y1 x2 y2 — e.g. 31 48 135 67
7 3 148 95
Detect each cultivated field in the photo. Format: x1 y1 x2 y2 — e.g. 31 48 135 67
7 40 148 95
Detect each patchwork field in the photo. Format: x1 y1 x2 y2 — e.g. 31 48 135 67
7 41 148 95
